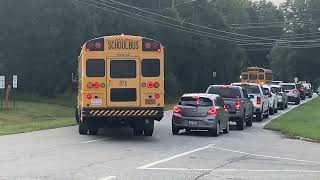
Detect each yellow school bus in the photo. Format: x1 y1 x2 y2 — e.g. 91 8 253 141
75 35 164 136
240 67 273 85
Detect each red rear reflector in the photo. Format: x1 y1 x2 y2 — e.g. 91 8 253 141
155 94 160 99
173 105 181 114
207 108 217 115
86 94 92 99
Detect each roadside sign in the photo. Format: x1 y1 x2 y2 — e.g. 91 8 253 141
294 77 298 83
12 75 18 89
212 72 217 78
0 76 5 89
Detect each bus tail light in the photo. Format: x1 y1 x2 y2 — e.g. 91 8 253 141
85 38 104 51
173 105 181 114
142 38 161 52
93 82 100 89
147 82 154 88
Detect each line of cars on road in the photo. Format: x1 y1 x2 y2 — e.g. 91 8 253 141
171 81 313 137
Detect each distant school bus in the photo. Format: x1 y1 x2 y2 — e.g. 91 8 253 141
75 35 164 136
240 67 273 85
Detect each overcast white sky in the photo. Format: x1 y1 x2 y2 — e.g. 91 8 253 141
253 0 286 6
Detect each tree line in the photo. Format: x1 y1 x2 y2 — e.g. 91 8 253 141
0 0 319 97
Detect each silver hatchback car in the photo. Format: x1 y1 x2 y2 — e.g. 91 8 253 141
172 93 229 136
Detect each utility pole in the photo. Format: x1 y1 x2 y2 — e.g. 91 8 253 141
171 0 175 8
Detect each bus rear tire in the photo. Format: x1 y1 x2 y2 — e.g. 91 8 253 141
79 124 88 135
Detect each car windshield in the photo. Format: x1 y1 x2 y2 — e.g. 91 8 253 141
178 97 213 107
234 84 260 94
271 87 281 94
207 86 241 98
282 85 295 90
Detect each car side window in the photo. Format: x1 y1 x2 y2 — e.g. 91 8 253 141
242 89 249 99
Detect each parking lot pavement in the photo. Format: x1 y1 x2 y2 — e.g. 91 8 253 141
0 96 319 180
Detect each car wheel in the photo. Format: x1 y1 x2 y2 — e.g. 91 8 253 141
295 99 300 105
274 108 278 113
256 111 263 122
246 115 253 127
264 110 269 119
88 129 98 135
172 126 180 135
210 122 220 137
236 117 244 130
285 102 288 108
269 108 274 115
79 124 88 135
309 95 312 98
223 122 229 133
133 129 144 136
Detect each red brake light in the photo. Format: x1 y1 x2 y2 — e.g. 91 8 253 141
235 100 241 111
257 97 261 105
85 38 104 51
147 82 154 88
173 106 181 114
224 105 228 112
93 82 100 89
86 94 92 99
208 107 217 115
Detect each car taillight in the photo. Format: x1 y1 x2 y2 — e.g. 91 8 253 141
208 107 217 115
173 105 181 114
223 105 228 112
257 97 261 105
142 38 161 52
235 100 241 111
85 38 104 51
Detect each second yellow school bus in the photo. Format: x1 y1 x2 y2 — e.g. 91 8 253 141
240 67 273 85
75 35 164 136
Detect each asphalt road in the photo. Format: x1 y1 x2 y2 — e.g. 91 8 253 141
0 96 319 180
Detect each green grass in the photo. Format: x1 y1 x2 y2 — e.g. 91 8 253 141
0 101 76 135
264 97 320 142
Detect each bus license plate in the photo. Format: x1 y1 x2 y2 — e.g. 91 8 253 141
145 99 156 105
91 99 102 106
189 121 197 126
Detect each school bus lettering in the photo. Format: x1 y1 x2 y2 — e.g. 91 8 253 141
107 41 139 50
76 35 164 137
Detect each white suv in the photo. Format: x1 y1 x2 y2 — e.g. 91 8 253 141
262 85 278 115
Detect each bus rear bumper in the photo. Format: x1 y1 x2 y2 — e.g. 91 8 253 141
81 107 164 121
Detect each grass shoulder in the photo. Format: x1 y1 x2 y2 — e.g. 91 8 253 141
264 96 320 142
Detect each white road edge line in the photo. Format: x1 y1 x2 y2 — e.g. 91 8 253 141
97 176 117 180
80 138 109 144
211 146 320 164
143 167 320 173
262 94 317 126
137 144 214 169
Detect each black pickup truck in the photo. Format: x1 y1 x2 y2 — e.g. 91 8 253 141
206 85 254 130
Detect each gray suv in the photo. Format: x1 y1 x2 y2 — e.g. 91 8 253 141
206 85 253 130
172 93 229 137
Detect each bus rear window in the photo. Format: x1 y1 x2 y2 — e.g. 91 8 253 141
178 97 213 107
242 74 248 80
249 74 257 80
258 74 264 80
142 59 160 77
86 59 105 77
110 60 136 78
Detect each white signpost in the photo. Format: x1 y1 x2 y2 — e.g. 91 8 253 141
0 76 5 89
212 71 217 78
13 75 18 89
294 77 299 83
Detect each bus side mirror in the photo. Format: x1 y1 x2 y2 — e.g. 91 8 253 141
72 73 78 83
